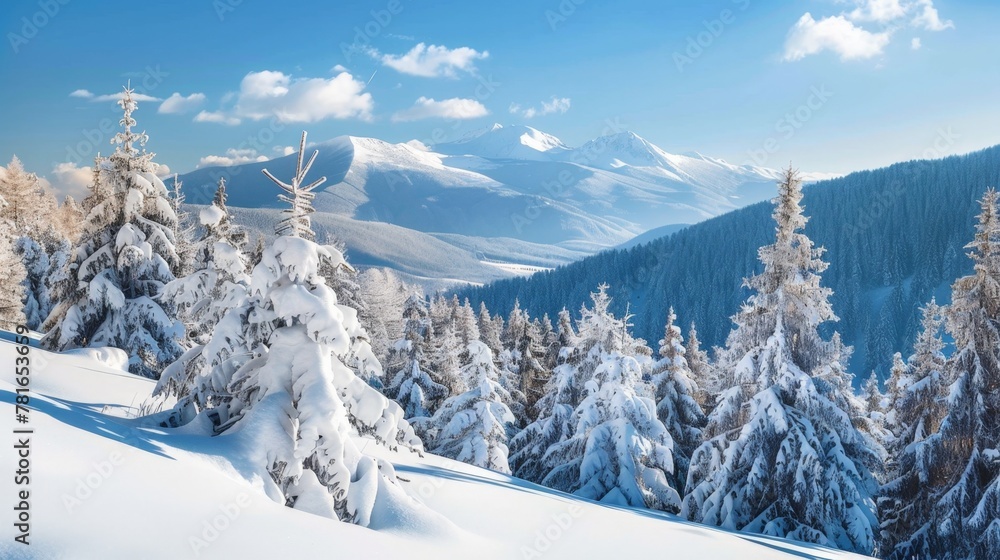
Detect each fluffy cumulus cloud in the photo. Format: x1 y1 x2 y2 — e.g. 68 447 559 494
784 0 952 62
196 70 373 125
391 97 489 122
197 148 269 168
783 13 891 61
194 111 241 126
509 97 571 119
48 162 92 200
158 92 206 114
69 89 94 98
377 43 488 78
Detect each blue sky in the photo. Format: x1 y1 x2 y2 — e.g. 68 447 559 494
2 0 998 198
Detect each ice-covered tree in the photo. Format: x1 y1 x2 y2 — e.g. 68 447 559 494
509 285 648 487
55 196 84 242
263 132 325 241
206 133 421 524
685 322 715 413
358 268 407 363
885 190 1000 560
387 295 448 419
0 204 27 331
0 155 57 236
15 236 51 330
682 167 880 554
500 300 543 425
651 307 706 493
477 302 503 358
418 341 515 473
43 86 183 378
155 178 251 416
541 340 681 511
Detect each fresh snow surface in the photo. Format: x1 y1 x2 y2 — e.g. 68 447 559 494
0 338 868 560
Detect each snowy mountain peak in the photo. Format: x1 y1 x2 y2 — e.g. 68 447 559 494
434 123 569 160
572 130 677 169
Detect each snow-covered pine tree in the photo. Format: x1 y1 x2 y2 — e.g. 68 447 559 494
880 301 949 558
212 131 420 523
358 268 407 364
885 190 1000 560
15 236 50 330
681 167 880 554
538 289 680 511
685 322 715 413
477 302 504 358
0 198 27 331
651 307 706 494
387 294 448 419
511 284 660 499
55 195 84 242
418 341 516 473
155 177 251 417
500 301 544 425
167 175 197 278
43 86 183 378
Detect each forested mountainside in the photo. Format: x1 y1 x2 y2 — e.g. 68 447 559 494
459 146 1000 380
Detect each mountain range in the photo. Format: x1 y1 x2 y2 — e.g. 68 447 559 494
176 124 831 285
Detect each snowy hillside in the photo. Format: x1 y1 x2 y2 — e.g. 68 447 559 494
175 125 831 283
0 337 868 560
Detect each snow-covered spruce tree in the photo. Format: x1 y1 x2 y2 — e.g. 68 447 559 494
15 236 50 330
387 294 448 419
155 177 251 417
317 235 383 389
500 300 543 425
357 268 407 365
681 167 880 554
651 307 706 494
0 201 27 331
167 175 197 278
43 87 183 378
538 293 680 511
512 284 670 509
880 301 949 558
417 341 516 473
477 302 504 358
685 322 715 414
214 131 420 523
885 190 1000 560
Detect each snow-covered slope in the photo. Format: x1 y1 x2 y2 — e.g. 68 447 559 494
0 338 866 560
175 126 833 284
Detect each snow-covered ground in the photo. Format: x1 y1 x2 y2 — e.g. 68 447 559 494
0 338 868 559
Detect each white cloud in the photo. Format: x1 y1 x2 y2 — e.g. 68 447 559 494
378 43 488 78
332 64 348 73
848 0 906 23
197 148 269 168
48 162 92 200
194 111 242 126
158 92 206 114
783 13 891 61
391 97 489 122
912 0 953 31
230 70 373 123
785 1 952 63
274 146 296 156
155 164 172 178
509 97 571 119
91 92 163 102
69 89 94 98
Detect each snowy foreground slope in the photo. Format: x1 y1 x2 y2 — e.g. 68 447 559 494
0 339 867 560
